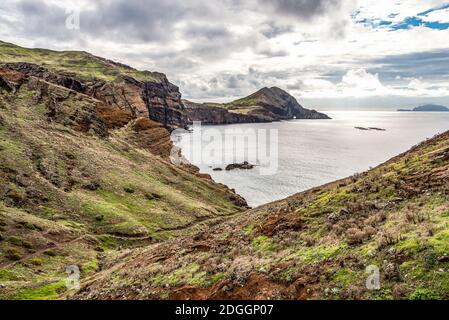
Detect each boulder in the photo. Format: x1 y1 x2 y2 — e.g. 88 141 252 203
225 161 255 171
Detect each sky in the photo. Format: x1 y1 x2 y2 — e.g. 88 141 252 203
1 0 449 109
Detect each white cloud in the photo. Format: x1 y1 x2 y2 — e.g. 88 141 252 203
0 0 449 107
341 69 383 91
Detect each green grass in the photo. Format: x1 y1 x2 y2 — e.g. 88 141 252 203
409 288 440 300
332 268 363 287
252 235 275 252
0 40 163 83
296 244 347 264
225 97 259 108
13 280 67 300
152 263 206 288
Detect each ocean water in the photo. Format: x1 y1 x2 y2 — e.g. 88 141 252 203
173 111 449 207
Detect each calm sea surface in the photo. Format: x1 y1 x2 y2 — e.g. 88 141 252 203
173 111 449 207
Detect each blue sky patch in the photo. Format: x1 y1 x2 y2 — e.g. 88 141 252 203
418 4 449 17
355 3 449 31
356 18 392 28
390 17 449 30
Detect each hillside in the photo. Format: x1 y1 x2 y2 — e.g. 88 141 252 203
0 43 247 299
2 40 449 301
0 40 164 83
0 41 188 130
225 87 330 120
75 131 449 300
184 87 330 125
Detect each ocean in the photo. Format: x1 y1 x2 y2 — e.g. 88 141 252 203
173 111 449 207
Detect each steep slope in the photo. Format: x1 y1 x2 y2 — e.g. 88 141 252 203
226 87 330 120
0 46 247 299
184 87 330 125
0 40 188 130
75 131 449 300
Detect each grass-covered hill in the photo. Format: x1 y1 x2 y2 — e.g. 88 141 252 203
0 42 246 299
75 131 449 300
184 87 330 125
0 40 164 83
2 40 449 301
223 87 330 120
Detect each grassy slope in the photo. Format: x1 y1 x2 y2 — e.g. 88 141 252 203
222 96 263 115
0 70 243 300
75 131 449 300
0 40 163 83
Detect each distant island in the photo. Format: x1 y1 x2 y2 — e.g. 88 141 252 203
398 104 449 112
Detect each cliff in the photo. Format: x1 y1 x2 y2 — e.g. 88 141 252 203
183 100 269 125
226 87 330 120
185 87 330 125
0 42 248 299
0 41 189 131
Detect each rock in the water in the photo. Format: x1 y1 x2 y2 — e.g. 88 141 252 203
355 127 386 131
225 161 255 171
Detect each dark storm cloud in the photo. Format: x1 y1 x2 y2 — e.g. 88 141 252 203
260 22 294 38
10 0 76 41
183 24 231 41
7 0 217 43
368 50 449 81
82 0 192 42
2 0 350 67
258 0 342 20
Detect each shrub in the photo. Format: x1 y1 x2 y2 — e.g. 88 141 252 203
124 187 135 194
346 228 367 245
17 221 38 230
30 257 43 266
409 288 439 300
9 236 23 246
22 240 33 249
5 247 22 261
43 249 57 257
64 151 77 160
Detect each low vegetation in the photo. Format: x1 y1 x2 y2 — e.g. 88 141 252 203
0 45 245 299
0 40 163 82
74 131 449 300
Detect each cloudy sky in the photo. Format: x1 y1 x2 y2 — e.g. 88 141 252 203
1 0 449 109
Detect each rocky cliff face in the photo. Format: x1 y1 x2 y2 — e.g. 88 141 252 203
90 75 187 130
228 87 330 120
183 100 268 125
184 87 330 125
1 62 180 157
1 62 188 131
0 51 249 299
